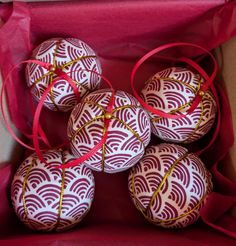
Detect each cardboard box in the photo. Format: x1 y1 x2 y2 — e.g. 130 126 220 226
1 1 236 245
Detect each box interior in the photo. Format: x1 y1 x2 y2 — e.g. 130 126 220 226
1 1 236 245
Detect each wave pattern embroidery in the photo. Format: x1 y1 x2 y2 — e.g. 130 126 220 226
128 143 213 228
68 89 151 173
141 67 217 143
26 38 102 112
11 150 95 232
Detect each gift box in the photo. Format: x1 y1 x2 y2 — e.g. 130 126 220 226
1 1 236 245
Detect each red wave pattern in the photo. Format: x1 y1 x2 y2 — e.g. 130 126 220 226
128 143 213 228
141 67 217 143
11 150 95 232
68 89 151 173
26 38 102 112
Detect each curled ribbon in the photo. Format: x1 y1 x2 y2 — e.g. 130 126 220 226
1 59 115 168
130 42 221 155
31 62 115 168
0 61 51 150
130 42 218 119
27 59 81 103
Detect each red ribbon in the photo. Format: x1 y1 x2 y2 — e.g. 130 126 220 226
0 61 51 150
27 60 81 102
130 42 221 155
1 59 115 168
60 73 115 168
30 60 115 167
130 42 218 119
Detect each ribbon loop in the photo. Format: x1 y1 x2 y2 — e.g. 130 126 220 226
1 58 115 169
58 76 115 169
0 60 53 151
29 64 115 168
130 42 218 119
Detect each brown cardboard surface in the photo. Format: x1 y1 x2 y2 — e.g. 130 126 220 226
0 74 22 166
218 37 236 183
216 37 236 217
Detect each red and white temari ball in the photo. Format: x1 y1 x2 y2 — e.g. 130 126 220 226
140 67 217 143
26 37 101 112
67 89 151 173
11 149 95 232
128 143 213 228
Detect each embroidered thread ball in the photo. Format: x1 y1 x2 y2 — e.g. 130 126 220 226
128 143 212 228
67 89 151 173
141 67 217 143
26 37 102 112
11 149 95 232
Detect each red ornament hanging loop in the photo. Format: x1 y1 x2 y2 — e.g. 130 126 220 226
29 62 115 168
130 42 218 119
1 59 115 168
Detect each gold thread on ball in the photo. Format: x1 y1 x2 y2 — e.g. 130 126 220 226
182 101 204 143
150 77 203 122
54 151 66 230
22 158 36 228
131 152 210 225
70 102 146 173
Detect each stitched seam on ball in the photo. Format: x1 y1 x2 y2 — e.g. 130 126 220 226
183 91 217 143
150 77 203 121
54 151 66 230
22 158 35 229
83 99 143 116
101 124 107 172
131 152 210 224
83 102 143 114
60 55 97 70
70 93 114 143
111 116 144 145
49 41 62 111
29 56 96 91
30 41 97 93
151 101 192 122
49 72 60 111
132 153 188 221
146 152 189 213
71 94 145 168
100 92 116 172
182 100 204 143
155 194 207 223
29 71 51 89
57 55 98 92
30 37 95 90
70 103 145 145
70 115 104 140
